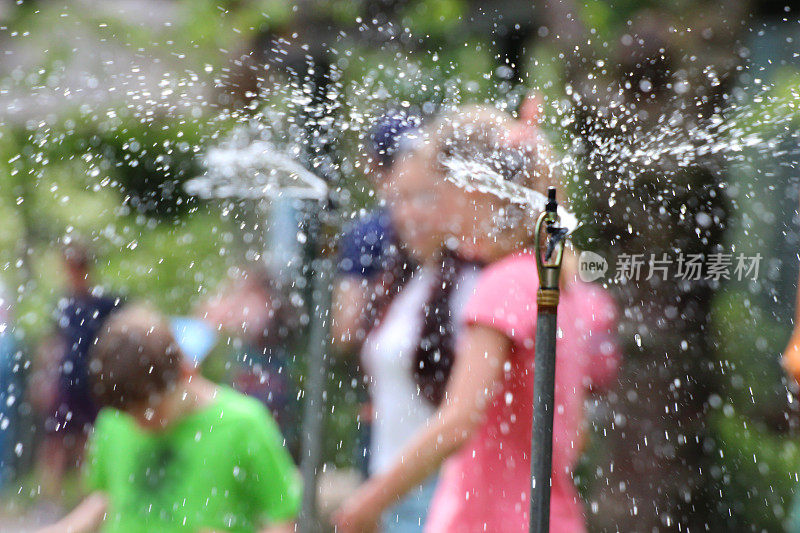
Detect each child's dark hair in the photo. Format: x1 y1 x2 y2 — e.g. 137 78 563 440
413 251 481 406
89 305 182 411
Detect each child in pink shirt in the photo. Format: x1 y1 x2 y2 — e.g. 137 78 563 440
425 251 618 532
334 105 619 533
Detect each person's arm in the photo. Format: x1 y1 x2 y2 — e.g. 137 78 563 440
783 196 800 385
332 325 510 532
36 492 107 533
202 523 294 533
331 276 371 351
257 523 295 533
783 267 800 385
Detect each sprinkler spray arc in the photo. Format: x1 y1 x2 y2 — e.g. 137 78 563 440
530 186 567 533
185 139 337 533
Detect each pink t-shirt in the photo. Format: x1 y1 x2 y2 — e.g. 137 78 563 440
425 251 619 533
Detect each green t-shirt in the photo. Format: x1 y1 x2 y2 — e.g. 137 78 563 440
85 386 302 533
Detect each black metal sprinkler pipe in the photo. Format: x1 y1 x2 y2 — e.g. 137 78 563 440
297 200 333 533
530 187 566 533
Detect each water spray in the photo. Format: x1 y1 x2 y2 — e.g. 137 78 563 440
530 186 566 533
187 139 334 533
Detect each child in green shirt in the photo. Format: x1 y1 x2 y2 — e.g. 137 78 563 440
38 305 302 533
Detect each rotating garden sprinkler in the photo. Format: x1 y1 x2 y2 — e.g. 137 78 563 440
530 186 567 533
186 137 334 533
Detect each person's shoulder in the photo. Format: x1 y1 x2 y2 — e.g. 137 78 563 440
463 252 538 339
213 387 286 450
88 288 124 308
361 207 392 228
338 207 397 276
342 207 392 239
56 295 79 316
214 386 273 426
477 251 538 291
467 251 538 311
92 408 135 439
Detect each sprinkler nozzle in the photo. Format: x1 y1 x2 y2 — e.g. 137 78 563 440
535 188 566 292
545 186 557 213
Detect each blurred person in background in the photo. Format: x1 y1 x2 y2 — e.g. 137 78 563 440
353 142 483 532
0 281 22 489
331 112 421 475
335 105 620 533
332 111 421 348
35 241 123 499
200 263 301 456
37 304 301 533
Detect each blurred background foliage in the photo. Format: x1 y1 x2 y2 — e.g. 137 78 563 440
1 0 800 530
